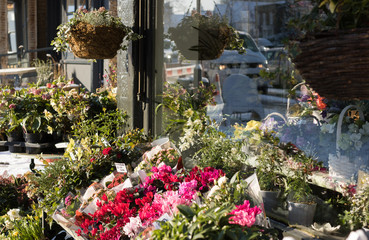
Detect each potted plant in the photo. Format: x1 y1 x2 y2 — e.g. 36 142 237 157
51 7 140 59
290 0 369 100
21 111 48 143
256 143 287 212
168 10 244 60
6 104 23 143
285 173 316 226
340 183 369 231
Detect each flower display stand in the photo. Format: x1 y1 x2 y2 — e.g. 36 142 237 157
0 140 57 154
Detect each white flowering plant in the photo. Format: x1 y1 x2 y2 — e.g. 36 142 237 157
193 125 253 178
160 81 216 151
321 116 369 158
340 184 369 231
0 209 45 240
205 173 250 206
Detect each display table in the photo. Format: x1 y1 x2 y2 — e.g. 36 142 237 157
309 171 353 194
0 67 37 86
0 67 37 76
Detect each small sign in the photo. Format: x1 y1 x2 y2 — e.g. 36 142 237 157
69 152 76 161
115 162 128 173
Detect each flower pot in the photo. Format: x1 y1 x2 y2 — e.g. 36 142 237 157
7 130 24 142
8 146 25 153
68 22 127 59
287 201 316 226
24 132 44 143
26 147 42 154
0 146 8 151
260 190 280 212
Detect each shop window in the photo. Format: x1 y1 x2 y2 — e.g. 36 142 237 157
7 3 16 53
65 0 88 21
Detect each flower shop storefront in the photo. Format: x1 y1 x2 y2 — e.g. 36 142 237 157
1 0 369 240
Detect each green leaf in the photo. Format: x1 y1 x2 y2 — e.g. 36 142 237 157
177 205 195 219
230 171 239 184
192 233 205 239
225 229 238 240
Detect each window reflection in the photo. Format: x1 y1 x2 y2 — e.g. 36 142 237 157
7 3 16 53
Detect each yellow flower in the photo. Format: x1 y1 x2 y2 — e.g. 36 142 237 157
12 231 19 237
245 120 261 131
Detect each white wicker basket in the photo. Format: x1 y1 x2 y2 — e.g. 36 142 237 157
328 105 365 181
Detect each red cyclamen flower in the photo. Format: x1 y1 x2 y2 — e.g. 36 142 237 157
102 147 112 155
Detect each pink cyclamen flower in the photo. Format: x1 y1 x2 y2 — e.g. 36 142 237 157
65 195 72 206
178 180 198 200
229 200 262 227
9 104 16 109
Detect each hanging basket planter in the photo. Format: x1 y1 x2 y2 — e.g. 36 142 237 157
68 22 127 59
293 28 369 100
169 23 230 60
52 7 140 60
168 12 243 60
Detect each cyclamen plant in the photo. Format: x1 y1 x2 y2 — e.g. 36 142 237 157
76 164 225 239
137 148 180 171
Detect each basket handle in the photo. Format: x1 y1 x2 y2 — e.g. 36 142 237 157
286 82 306 119
263 112 288 124
336 105 365 151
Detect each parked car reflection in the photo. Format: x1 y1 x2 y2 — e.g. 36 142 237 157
203 31 269 94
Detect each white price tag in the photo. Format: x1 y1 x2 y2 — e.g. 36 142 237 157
69 152 76 161
115 162 128 173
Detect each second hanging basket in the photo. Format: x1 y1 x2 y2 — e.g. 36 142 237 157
293 28 369 100
68 22 127 59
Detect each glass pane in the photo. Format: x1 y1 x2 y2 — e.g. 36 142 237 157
159 0 369 177
67 0 75 13
7 3 16 53
9 33 16 52
78 0 86 9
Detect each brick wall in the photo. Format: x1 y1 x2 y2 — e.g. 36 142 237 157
28 0 37 61
0 0 8 68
